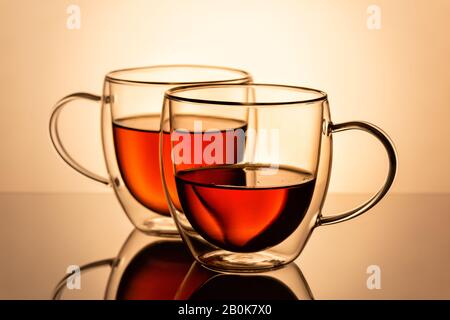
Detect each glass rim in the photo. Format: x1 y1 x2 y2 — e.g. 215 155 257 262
105 64 251 86
165 83 328 106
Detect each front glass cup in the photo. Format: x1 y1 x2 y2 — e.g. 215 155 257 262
49 65 252 235
161 83 397 272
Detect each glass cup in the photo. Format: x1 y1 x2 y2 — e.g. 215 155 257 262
49 65 252 235
161 83 397 272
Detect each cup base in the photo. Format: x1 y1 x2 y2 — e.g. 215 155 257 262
138 216 179 237
198 250 288 273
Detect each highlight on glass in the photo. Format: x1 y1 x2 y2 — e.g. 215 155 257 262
49 65 252 235
160 83 397 271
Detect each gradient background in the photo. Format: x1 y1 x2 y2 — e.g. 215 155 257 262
1 0 449 194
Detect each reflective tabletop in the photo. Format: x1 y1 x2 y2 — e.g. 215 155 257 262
1 193 449 299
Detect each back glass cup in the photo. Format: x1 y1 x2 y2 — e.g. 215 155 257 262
49 65 252 235
161 83 397 271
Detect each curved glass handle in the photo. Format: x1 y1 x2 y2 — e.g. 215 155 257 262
317 121 398 226
52 258 115 300
49 92 110 185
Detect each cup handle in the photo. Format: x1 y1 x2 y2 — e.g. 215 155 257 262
317 121 398 226
49 93 110 185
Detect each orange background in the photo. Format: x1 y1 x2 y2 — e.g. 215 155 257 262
1 0 449 193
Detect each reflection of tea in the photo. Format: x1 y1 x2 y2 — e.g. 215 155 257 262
117 241 193 300
176 164 316 252
113 115 247 215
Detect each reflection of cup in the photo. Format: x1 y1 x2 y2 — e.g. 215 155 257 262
49 65 251 235
105 230 193 300
53 229 313 300
161 84 397 271
175 262 313 300
52 229 193 300
107 231 312 300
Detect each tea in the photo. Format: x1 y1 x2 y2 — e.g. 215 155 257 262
113 115 247 215
176 164 316 252
113 115 170 214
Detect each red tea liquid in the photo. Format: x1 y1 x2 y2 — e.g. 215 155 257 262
113 115 246 215
176 164 316 252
